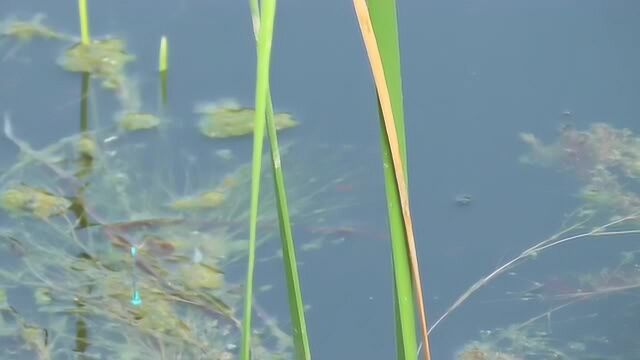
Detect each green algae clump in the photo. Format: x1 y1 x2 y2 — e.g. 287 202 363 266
195 100 298 138
59 38 134 89
1 186 70 219
117 112 160 132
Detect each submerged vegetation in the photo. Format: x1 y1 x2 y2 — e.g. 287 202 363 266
0 14 67 42
0 7 360 359
3 1 634 359
0 112 357 358
448 122 640 359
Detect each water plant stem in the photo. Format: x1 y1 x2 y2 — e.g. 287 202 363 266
77 0 90 44
159 36 168 105
248 0 311 356
241 0 277 358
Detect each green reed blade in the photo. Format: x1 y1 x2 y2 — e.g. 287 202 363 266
159 36 168 72
382 116 418 359
355 0 433 358
159 36 168 106
241 0 277 358
77 0 90 45
248 0 311 358
266 94 312 359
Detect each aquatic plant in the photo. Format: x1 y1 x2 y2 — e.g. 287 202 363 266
0 1 432 359
117 112 161 132
59 38 135 90
195 100 298 139
243 0 311 358
0 14 67 42
158 35 168 106
13 1 638 359
439 122 640 358
353 0 431 358
0 112 354 358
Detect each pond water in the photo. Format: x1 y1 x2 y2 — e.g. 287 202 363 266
1 1 640 359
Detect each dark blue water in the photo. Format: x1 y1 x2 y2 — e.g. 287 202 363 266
1 1 640 359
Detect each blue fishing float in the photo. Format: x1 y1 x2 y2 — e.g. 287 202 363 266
130 246 142 306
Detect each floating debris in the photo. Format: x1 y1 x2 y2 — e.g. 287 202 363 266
59 38 134 89
195 100 298 138
454 193 473 206
117 112 160 132
216 149 234 161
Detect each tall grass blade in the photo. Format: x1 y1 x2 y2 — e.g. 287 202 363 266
353 0 432 359
158 35 168 105
266 95 311 359
248 0 311 358
77 0 90 45
241 0 278 358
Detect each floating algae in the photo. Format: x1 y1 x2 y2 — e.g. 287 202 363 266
0 14 66 41
180 263 224 289
117 112 161 132
0 185 70 218
195 100 298 138
59 38 134 89
169 191 226 211
0 133 358 359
